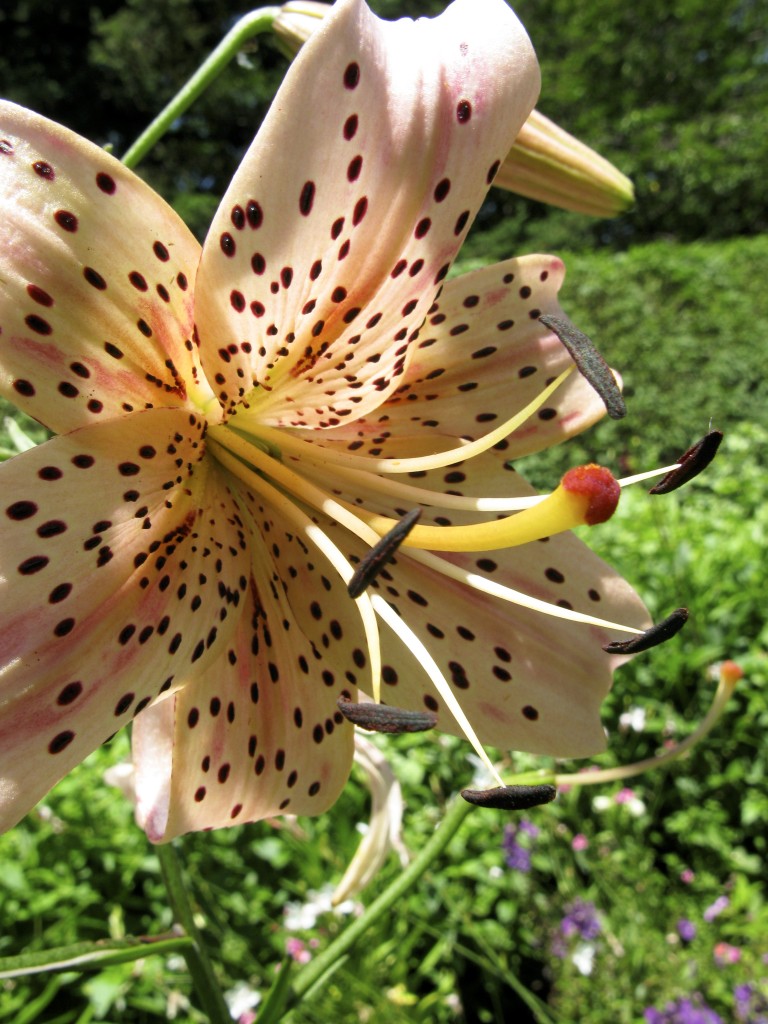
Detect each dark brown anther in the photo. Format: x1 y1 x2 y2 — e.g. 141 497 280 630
461 783 557 810
539 313 626 420
649 431 723 494
603 607 689 654
336 698 437 734
347 507 422 599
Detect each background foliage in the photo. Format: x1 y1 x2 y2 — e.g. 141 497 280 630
0 1 766 1022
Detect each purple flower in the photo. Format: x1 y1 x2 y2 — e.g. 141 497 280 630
560 899 601 941
502 820 537 873
677 919 697 943
703 895 730 922
643 995 725 1024
734 981 768 1023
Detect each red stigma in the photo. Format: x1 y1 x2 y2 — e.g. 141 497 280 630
562 464 620 525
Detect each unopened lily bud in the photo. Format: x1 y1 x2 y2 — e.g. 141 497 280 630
495 109 634 217
274 6 633 217
274 1 329 56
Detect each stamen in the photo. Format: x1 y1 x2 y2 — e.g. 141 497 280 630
347 508 422 598
239 364 574 475
410 548 645 635
539 313 626 420
649 431 723 494
461 784 557 810
337 698 437 734
603 607 688 654
359 464 621 552
370 593 504 787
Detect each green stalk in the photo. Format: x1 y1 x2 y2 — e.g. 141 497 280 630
156 842 232 1024
259 796 475 1022
121 7 280 169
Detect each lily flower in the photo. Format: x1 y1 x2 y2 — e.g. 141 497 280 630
0 0 652 842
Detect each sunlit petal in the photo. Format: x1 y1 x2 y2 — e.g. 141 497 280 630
280 253 609 461
133 489 367 839
0 102 215 433
0 409 250 831
195 0 539 427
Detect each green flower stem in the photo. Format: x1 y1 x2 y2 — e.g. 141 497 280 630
156 842 232 1024
264 795 475 1021
121 7 281 169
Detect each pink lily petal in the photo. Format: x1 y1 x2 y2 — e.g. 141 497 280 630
133 487 368 839
194 0 539 426
0 102 214 434
319 452 650 757
283 254 609 462
0 409 250 831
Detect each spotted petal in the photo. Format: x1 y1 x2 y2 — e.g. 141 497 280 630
285 254 611 462
320 452 650 757
0 409 250 832
0 102 215 434
133 486 370 839
194 0 539 427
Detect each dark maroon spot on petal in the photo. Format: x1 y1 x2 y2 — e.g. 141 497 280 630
177 272 188 290
456 99 472 123
18 555 48 575
26 284 53 307
49 731 75 754
25 314 52 335
194 787 206 802
129 271 148 291
231 204 245 229
251 252 266 275
53 617 75 637
153 241 170 261
347 155 362 182
73 454 95 471
353 196 368 225
454 210 470 235
522 705 539 721
13 379 35 397
156 283 169 302
331 286 347 303
310 259 322 281
391 259 407 278
299 180 315 216
218 763 230 784
434 263 450 283
308 781 321 796
138 445 156 459
343 62 360 89
39 466 62 480
434 177 451 202
246 200 263 228
415 217 431 239
37 519 66 538
96 172 116 194
450 323 468 336
137 318 152 337
519 285 532 299
409 258 424 277
57 681 82 705
54 210 78 232
343 306 361 323
70 362 89 378
230 290 245 312
331 217 345 240
487 159 501 184
187 707 200 727
343 114 358 140
83 266 107 290
33 161 55 180
58 382 79 398
49 582 72 604
338 240 350 260
119 462 140 476
220 232 236 256
7 500 38 520
281 266 293 288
